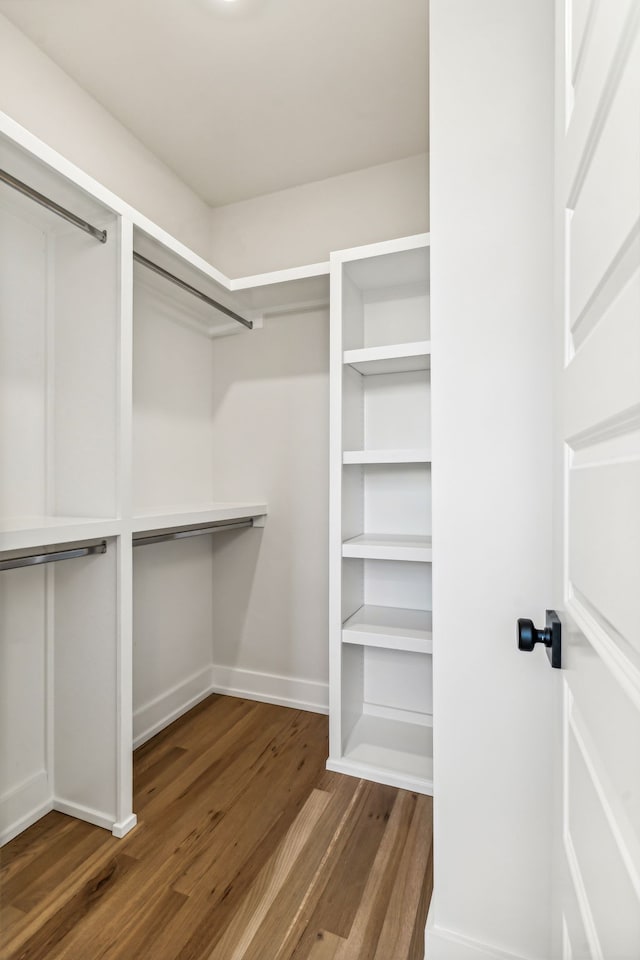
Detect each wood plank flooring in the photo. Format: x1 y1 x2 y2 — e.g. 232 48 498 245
0 695 433 960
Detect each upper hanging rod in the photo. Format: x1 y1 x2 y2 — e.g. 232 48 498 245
133 251 253 330
0 541 107 573
133 518 253 548
0 168 107 243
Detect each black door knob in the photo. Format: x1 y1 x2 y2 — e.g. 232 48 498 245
517 610 562 668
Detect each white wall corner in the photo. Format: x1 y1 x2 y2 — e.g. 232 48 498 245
0 770 52 847
210 664 329 715
133 664 216 749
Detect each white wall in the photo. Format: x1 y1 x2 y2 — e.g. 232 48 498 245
209 154 429 276
208 307 330 712
0 13 211 257
427 2 554 959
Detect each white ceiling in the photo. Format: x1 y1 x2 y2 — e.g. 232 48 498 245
0 0 428 207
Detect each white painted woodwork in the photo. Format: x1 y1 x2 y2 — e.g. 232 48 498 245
342 605 433 654
53 544 118 824
342 533 432 563
343 340 431 376
552 2 640 958
342 449 430 464
329 235 432 796
132 503 267 534
0 107 428 845
0 117 305 844
426 3 555 958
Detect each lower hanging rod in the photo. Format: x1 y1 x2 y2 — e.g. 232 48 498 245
0 168 107 243
133 252 253 330
0 541 107 572
133 519 253 548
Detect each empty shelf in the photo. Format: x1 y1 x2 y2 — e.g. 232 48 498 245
132 502 267 534
342 449 431 464
343 340 431 375
335 714 434 794
0 516 121 553
342 534 432 562
343 605 433 653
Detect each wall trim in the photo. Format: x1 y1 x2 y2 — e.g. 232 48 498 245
133 665 215 748
0 770 53 846
112 813 138 839
0 770 52 847
53 798 114 832
210 664 329 715
426 898 544 960
133 664 328 752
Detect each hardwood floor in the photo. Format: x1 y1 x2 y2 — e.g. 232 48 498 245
0 695 433 960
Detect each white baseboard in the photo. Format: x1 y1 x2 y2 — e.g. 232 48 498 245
0 770 52 847
426 900 543 960
326 756 433 795
133 664 329 751
133 665 215 748
210 664 329 715
53 798 114 832
112 813 138 839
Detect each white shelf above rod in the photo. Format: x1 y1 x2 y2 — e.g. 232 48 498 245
0 167 107 243
133 251 253 331
132 518 256 548
0 541 107 572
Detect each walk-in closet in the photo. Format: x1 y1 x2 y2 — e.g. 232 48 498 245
0 118 434 848
0 2 437 956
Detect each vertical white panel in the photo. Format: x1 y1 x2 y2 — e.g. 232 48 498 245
54 220 119 519
54 544 118 821
132 277 216 513
341 643 364 745
115 217 134 832
0 205 46 520
0 567 47 801
133 536 214 730
428 1 555 957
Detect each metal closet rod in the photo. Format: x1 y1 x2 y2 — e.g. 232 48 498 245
133 251 253 330
0 168 107 243
133 518 254 548
0 541 107 573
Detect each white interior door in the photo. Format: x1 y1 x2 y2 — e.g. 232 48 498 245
553 2 640 957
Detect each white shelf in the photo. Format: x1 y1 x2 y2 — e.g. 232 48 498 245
342 605 433 654
132 502 268 535
0 516 122 553
343 340 431 376
342 449 430 464
337 714 433 793
342 533 432 562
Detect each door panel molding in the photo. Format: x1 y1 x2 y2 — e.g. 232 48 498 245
567 591 640 711
568 695 640 903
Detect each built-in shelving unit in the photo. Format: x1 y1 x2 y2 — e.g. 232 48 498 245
0 112 332 846
328 234 433 795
